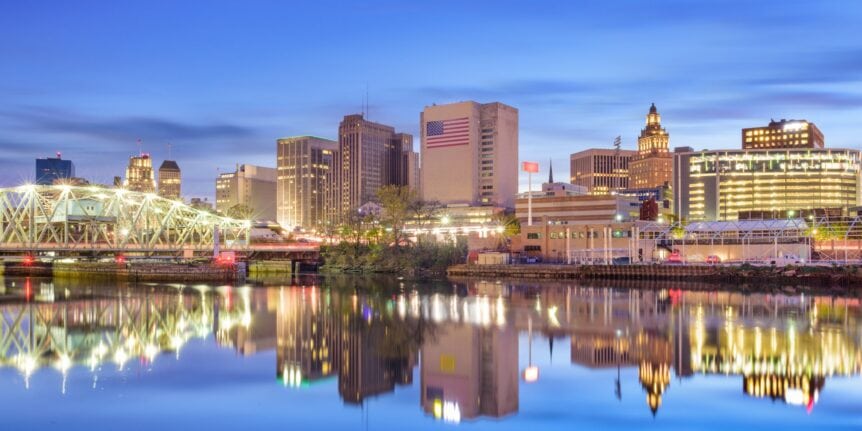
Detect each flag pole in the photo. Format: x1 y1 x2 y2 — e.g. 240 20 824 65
528 170 533 226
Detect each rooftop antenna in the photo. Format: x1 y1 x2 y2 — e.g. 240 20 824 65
365 83 369 120
136 138 143 157
167 142 173 160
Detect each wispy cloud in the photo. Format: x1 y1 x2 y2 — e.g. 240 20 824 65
0 106 255 143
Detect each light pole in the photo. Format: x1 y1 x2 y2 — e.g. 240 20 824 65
522 161 539 226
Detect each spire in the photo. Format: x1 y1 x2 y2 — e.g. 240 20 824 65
548 158 554 183
649 102 657 114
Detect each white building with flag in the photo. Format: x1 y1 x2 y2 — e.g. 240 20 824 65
420 101 518 208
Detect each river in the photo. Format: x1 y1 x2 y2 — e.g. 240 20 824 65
0 275 859 430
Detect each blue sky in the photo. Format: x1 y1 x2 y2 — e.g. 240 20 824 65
2 0 862 198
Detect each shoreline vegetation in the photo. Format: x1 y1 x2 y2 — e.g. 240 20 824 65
320 240 468 278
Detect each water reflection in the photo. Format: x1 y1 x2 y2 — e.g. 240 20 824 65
1 276 860 425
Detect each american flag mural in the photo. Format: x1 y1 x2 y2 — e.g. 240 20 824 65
425 117 470 149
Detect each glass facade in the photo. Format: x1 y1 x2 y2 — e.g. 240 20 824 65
35 157 74 185
685 149 861 220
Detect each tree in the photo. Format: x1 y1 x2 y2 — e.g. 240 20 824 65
225 204 254 220
377 185 417 249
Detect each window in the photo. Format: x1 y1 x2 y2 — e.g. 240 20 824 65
526 233 541 239
524 245 541 251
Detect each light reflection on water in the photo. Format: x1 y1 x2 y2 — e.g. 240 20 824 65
0 276 860 430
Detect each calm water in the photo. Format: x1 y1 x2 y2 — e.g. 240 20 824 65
0 275 860 430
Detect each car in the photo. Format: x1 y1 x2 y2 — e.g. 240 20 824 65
665 250 684 264
706 255 721 264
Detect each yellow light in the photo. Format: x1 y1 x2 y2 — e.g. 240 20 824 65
56 353 72 373
523 366 539 383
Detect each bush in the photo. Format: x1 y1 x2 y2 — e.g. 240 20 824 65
321 240 467 276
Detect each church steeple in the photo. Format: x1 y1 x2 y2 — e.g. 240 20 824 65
548 158 554 183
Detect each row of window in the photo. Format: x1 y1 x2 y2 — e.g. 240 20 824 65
526 231 633 240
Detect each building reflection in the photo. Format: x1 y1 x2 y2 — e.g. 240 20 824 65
497 281 862 414
420 322 518 422
0 277 250 391
1 276 860 420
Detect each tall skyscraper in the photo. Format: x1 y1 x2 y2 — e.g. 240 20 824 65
334 114 413 217
276 136 338 229
569 148 636 195
123 154 156 193
157 160 181 200
629 103 672 189
742 119 824 150
35 153 74 185
420 101 518 208
215 164 277 221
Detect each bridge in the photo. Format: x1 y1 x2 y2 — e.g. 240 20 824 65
0 184 319 261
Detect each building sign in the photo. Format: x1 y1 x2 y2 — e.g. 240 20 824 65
522 161 539 173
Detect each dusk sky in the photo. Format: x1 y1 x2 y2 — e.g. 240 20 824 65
2 0 862 198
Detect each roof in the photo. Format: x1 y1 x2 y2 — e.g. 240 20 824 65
159 160 180 171
685 219 808 233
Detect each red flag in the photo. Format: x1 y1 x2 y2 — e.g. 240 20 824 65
522 161 539 173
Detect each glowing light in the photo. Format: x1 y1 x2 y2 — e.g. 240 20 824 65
114 348 128 369
548 305 560 328
144 344 159 360
523 366 539 383
56 353 72 373
16 354 37 376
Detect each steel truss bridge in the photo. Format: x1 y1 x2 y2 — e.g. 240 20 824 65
0 185 250 256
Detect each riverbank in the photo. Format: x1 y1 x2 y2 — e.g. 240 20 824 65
447 263 862 287
1 261 242 282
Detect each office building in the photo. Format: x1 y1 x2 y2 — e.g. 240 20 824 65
629 104 672 189
157 160 181 200
742 119 824 150
123 154 156 193
334 114 414 217
673 148 861 221
276 136 338 229
570 148 636 194
514 194 640 226
420 101 518 208
35 154 74 185
216 164 277 221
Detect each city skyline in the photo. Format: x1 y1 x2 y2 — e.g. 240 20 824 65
2 1 862 198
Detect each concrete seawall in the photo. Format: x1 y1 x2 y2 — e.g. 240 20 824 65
447 264 862 287
2 261 241 282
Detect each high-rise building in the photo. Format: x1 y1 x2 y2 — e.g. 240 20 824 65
157 160 181 200
673 148 861 221
569 148 636 195
334 114 413 217
35 154 74 185
405 149 421 192
215 164 277 221
390 133 419 191
123 154 156 193
420 101 518 208
276 136 338 229
742 119 824 150
629 104 672 189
